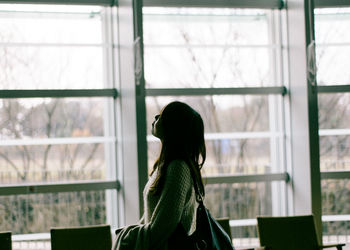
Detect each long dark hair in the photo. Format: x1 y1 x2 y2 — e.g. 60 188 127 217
150 101 206 201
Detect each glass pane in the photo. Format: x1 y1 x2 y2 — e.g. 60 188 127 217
146 96 278 175
143 8 269 45
0 4 102 44
322 178 350 243
0 98 110 139
204 182 283 220
0 98 115 184
315 8 350 44
144 47 272 88
318 93 350 130
320 136 350 171
0 47 103 89
316 46 350 85
0 143 109 184
322 179 350 216
147 138 271 175
232 228 259 249
143 7 277 88
323 221 350 245
319 93 350 171
205 138 271 175
146 95 270 133
0 190 115 234
315 8 350 85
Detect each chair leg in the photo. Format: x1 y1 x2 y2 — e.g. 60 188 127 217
336 246 342 250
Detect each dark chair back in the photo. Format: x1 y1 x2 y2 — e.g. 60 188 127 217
0 231 12 250
50 225 111 250
216 218 231 238
257 215 319 250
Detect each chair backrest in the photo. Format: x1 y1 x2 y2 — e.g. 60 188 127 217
50 225 111 250
216 218 231 237
0 231 12 250
257 215 319 250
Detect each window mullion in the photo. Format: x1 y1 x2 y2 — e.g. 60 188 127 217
0 89 118 98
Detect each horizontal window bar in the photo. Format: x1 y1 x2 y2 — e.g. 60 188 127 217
145 44 278 49
147 131 282 142
321 171 350 179
143 0 283 9
0 9 101 18
229 214 350 228
316 43 350 47
144 11 268 19
0 42 109 48
12 233 50 242
204 132 282 140
322 214 350 222
318 85 350 94
0 180 120 196
0 136 116 146
315 0 350 8
230 218 257 227
0 0 114 6
319 129 350 136
204 172 290 184
146 86 287 96
0 88 118 98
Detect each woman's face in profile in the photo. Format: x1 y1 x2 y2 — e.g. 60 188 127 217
152 114 163 139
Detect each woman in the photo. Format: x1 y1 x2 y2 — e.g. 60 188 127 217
113 101 206 250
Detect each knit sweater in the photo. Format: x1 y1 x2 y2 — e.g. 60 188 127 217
143 160 197 248
113 160 197 250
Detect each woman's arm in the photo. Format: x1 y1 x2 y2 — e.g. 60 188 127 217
148 160 192 248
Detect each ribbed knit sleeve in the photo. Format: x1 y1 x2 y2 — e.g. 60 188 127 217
113 160 195 250
148 160 193 249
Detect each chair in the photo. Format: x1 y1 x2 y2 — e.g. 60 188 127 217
50 224 112 250
0 231 12 250
257 215 345 250
216 218 265 250
216 218 231 237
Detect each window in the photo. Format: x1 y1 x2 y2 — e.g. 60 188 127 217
143 7 288 247
315 7 350 244
3 1 350 249
0 4 120 248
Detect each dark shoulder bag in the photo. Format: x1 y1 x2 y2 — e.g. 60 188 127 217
168 175 235 250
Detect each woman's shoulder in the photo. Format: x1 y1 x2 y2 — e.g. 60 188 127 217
167 160 191 177
168 159 189 168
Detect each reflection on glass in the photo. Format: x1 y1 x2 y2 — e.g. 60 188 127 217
0 190 113 234
143 7 277 88
0 143 107 184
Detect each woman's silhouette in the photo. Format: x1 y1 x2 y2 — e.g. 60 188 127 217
113 101 206 250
